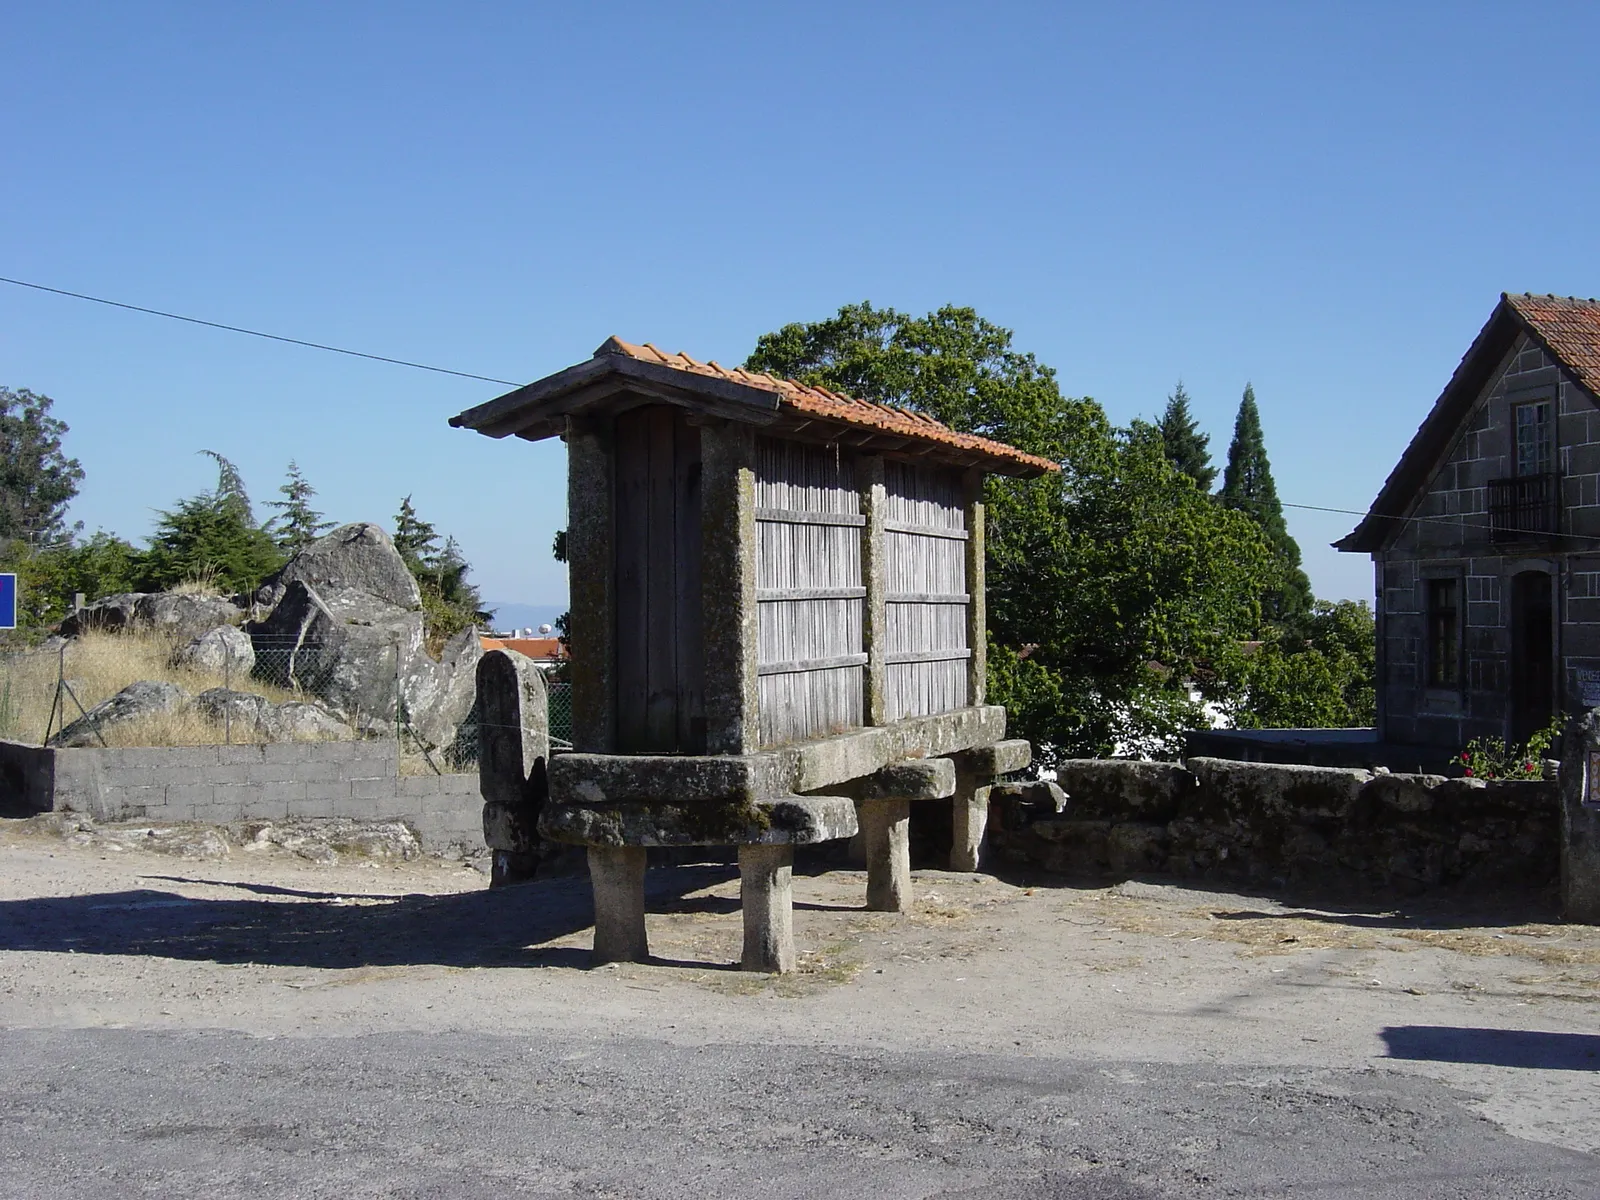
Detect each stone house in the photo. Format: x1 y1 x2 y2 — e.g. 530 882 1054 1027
1338 293 1600 752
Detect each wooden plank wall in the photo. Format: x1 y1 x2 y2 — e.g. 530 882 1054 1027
614 405 705 753
754 438 865 746
883 461 970 721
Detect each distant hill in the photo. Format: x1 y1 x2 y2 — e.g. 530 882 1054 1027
483 601 565 634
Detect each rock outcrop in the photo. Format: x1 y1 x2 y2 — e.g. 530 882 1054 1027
247 523 480 748
172 625 256 676
49 680 190 747
61 593 245 641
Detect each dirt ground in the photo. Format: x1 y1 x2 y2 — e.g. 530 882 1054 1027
1 815 1597 1160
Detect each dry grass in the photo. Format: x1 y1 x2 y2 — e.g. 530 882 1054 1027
0 630 312 747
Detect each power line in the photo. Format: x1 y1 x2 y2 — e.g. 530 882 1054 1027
3 271 1588 543
0 274 520 387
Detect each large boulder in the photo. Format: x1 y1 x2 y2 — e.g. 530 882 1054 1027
59 593 245 641
58 593 145 637
193 688 351 742
255 522 421 614
171 625 256 677
49 680 190 747
249 578 480 749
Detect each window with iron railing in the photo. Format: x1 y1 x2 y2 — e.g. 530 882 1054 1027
1488 472 1557 542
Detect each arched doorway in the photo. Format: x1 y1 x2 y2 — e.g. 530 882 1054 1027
1509 570 1554 745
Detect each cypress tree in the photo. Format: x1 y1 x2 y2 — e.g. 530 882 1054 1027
1156 381 1216 491
1220 384 1313 621
265 461 333 553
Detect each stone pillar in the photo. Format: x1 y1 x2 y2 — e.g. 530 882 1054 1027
566 416 616 753
949 772 992 874
477 649 550 888
948 740 1031 873
739 843 796 973
859 797 912 912
859 455 889 727
1560 711 1600 923
700 421 760 755
588 845 649 964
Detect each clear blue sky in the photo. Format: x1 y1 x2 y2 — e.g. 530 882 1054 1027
6 2 1599 611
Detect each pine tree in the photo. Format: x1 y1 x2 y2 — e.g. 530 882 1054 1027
143 451 283 593
393 495 438 567
1220 384 1312 621
393 496 488 651
1155 381 1216 491
265 461 333 553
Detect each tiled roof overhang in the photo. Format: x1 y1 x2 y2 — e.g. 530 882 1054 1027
1335 293 1600 554
449 337 1059 478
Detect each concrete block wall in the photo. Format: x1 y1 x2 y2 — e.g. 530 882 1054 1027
0 738 483 851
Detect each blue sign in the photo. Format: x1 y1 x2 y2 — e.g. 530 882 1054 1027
0 573 15 629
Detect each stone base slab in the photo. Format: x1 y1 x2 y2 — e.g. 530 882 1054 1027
540 793 857 848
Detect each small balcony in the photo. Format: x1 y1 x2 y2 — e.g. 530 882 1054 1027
1488 472 1558 544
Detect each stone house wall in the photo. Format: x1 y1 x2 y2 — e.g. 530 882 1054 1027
0 738 481 851
1377 331 1600 748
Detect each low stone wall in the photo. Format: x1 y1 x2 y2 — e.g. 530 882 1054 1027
990 756 1559 891
0 738 481 851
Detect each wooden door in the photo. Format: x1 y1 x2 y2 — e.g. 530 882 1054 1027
1510 570 1553 746
614 405 704 752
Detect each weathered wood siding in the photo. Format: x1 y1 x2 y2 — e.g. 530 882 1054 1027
755 438 865 745
613 405 705 753
883 461 970 721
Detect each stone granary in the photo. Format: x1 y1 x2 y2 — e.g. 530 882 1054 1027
451 338 1057 971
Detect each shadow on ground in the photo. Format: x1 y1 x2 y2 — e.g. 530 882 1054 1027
0 863 742 971
1383 1025 1600 1071
980 856 1564 933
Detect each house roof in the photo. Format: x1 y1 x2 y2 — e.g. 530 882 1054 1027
448 336 1059 478
1335 293 1600 553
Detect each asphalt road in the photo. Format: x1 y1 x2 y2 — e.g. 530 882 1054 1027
2 1028 1595 1199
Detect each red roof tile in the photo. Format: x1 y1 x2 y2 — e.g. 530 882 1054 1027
600 337 1059 474
1502 293 1600 399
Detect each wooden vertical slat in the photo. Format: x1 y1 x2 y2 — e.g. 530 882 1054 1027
964 469 985 707
566 416 616 753
643 407 678 749
675 416 705 751
612 410 650 752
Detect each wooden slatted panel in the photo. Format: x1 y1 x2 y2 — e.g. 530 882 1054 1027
614 406 704 752
883 461 970 720
755 438 864 745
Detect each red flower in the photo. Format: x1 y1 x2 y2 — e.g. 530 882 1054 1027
1525 762 1535 772
1464 767 1474 777
1461 752 1471 761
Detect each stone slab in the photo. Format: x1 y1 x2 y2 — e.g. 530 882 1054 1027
539 794 857 847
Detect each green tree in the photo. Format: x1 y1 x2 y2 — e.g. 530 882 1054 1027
1214 599 1377 729
393 495 489 651
142 451 284 594
0 531 142 629
265 460 333 552
749 304 1277 761
1155 381 1216 492
1219 384 1312 622
0 387 84 548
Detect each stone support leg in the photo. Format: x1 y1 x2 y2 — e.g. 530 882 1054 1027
859 797 912 913
950 775 993 873
587 845 649 964
739 844 796 973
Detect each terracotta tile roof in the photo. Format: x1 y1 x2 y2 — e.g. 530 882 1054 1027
1502 293 1600 399
598 337 1060 475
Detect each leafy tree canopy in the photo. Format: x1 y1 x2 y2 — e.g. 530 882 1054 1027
0 386 84 549
748 303 1278 761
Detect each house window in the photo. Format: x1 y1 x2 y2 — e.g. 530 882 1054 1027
1514 400 1553 477
1426 577 1459 688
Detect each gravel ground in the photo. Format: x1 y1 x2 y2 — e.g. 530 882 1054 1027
1 817 1596 1198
